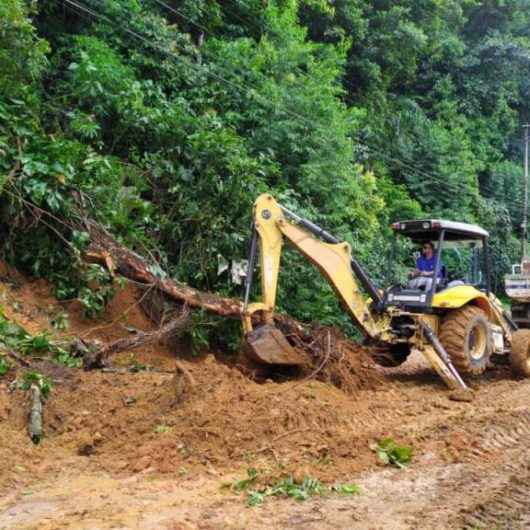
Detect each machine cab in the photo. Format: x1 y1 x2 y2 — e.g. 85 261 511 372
385 219 491 312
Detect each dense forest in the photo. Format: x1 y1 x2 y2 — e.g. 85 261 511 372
1 0 530 341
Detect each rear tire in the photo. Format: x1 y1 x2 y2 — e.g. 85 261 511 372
510 330 530 377
439 306 492 376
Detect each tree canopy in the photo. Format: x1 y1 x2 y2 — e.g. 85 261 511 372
1 0 529 335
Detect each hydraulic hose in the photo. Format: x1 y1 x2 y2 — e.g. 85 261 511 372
279 205 384 307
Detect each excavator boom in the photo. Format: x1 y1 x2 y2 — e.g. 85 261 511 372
242 194 386 365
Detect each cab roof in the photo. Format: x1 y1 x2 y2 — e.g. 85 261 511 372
392 219 489 241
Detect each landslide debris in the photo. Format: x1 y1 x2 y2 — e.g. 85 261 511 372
0 261 386 493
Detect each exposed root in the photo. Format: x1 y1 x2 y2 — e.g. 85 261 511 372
83 306 190 369
274 315 384 393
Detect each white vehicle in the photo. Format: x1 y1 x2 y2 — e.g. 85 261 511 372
505 257 530 327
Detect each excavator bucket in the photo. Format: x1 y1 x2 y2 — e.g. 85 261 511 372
244 325 306 365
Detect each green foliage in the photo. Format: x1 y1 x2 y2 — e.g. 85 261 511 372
77 264 116 318
129 359 146 373
265 475 326 502
330 483 362 495
1 0 530 347
0 310 80 367
185 311 243 355
50 310 69 331
18 331 54 355
54 348 81 369
231 467 259 493
21 371 53 399
153 424 171 434
0 0 49 97
227 468 361 506
0 355 10 377
372 438 413 469
0 312 29 350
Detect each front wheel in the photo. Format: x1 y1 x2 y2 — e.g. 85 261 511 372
510 330 530 377
439 306 493 376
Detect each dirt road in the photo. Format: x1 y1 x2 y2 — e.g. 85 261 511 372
0 272 529 529
1 352 528 530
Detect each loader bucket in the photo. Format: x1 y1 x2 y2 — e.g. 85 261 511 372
244 324 306 365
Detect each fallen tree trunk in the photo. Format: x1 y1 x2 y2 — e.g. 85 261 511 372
81 219 383 394
28 384 43 444
84 220 242 317
83 306 190 370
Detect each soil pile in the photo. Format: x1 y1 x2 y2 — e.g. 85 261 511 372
23 355 382 479
0 263 387 492
286 321 384 394
3 265 530 529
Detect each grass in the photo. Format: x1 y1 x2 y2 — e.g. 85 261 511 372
0 355 9 376
153 424 171 434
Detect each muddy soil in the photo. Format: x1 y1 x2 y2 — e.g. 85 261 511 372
0 265 529 529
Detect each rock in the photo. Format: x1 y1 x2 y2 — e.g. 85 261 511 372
69 339 90 357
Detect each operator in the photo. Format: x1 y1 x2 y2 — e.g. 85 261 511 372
408 242 443 290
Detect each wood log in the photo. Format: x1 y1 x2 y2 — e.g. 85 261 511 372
84 220 242 317
83 306 190 370
28 384 43 444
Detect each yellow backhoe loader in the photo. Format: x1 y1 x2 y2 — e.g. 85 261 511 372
242 194 530 390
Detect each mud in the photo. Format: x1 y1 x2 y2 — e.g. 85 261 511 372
0 264 529 529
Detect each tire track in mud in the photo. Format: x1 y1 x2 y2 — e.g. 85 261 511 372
423 407 530 529
465 409 530 461
460 466 530 530
457 409 530 529
354 375 530 529
341 369 530 529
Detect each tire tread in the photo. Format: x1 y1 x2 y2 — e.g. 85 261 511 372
439 305 491 376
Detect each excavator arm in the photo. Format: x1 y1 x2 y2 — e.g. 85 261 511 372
242 194 389 365
240 194 470 394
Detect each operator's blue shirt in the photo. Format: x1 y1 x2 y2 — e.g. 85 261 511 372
416 255 444 277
